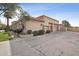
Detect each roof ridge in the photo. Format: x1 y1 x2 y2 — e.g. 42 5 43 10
35 15 59 22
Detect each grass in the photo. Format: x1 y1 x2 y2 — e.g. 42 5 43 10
0 32 12 42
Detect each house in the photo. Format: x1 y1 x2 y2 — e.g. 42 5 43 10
11 15 60 32
0 22 6 30
58 24 66 31
11 21 23 30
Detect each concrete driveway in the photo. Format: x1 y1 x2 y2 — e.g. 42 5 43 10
9 31 79 56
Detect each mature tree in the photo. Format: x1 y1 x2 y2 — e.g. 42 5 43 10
12 10 31 36
62 20 71 27
0 4 31 35
0 3 20 15
0 3 21 31
19 10 31 24
62 20 71 31
17 9 31 33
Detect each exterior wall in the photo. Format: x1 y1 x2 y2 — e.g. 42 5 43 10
0 22 6 29
53 24 58 32
25 20 43 31
58 24 66 31
43 25 50 32
0 24 3 29
42 16 59 32
24 16 59 32
11 21 22 30
11 15 59 32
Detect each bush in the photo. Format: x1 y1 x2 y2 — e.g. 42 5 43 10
13 29 23 34
38 30 44 35
46 30 51 33
33 30 45 36
27 30 32 34
33 31 38 36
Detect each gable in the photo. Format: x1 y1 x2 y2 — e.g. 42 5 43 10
35 15 59 24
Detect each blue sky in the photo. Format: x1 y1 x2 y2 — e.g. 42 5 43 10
20 3 79 26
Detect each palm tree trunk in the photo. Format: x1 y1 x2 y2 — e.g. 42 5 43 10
6 17 9 31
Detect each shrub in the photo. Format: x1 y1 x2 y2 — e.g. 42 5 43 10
33 30 45 36
33 31 38 36
13 29 23 34
46 30 51 33
38 30 44 35
27 30 32 34
0 28 2 30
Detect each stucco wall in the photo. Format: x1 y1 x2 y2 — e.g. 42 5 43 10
11 21 22 30
25 20 43 31
42 16 59 32
11 15 59 32
43 16 59 25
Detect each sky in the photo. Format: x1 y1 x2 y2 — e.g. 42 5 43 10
0 3 79 26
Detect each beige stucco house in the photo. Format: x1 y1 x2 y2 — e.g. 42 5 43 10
11 15 60 32
0 22 6 30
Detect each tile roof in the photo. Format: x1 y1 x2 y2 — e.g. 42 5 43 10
35 15 59 22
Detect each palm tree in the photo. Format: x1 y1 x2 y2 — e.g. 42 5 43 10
0 3 21 31
0 3 31 33
4 11 13 30
0 3 20 15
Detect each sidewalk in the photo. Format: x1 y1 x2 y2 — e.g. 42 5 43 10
0 41 11 56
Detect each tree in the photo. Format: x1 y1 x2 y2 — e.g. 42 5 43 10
18 10 31 33
0 3 21 31
62 20 71 31
0 3 20 15
12 10 31 36
62 20 71 27
4 11 13 30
